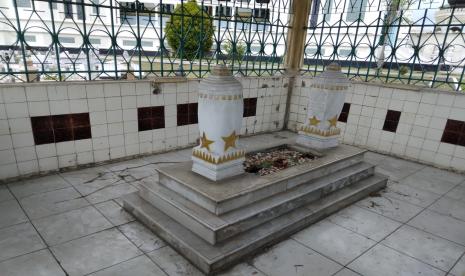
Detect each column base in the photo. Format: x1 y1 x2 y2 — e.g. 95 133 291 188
296 132 340 150
191 148 245 181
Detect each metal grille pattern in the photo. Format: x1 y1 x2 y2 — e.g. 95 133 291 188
302 0 465 91
0 0 291 81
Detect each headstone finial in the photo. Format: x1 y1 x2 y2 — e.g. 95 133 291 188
327 62 341 72
211 64 231 76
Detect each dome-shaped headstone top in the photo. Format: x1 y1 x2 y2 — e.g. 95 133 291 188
311 62 350 91
211 64 232 76
204 64 238 85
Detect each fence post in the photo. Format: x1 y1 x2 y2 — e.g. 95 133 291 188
284 0 312 75
283 0 312 129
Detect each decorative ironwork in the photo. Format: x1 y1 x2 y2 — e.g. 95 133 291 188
0 0 291 81
0 0 463 91
302 0 465 91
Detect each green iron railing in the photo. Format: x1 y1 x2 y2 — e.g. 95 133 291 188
0 0 464 91
0 0 291 81
302 0 465 91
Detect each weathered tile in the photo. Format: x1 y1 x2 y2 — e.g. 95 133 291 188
60 166 117 187
446 183 465 204
33 206 112 245
0 222 46 262
383 225 465 271
8 174 70 199
0 249 66 276
104 159 150 173
148 246 203 276
408 210 465 246
292 220 375 265
105 159 155 181
252 239 342 276
0 184 13 202
363 151 386 166
89 255 165 276
333 268 361 276
356 193 423 222
85 181 138 204
71 175 123 197
118 221 165 253
0 199 28 229
51 229 142 276
428 196 465 222
328 205 401 241
20 187 89 219
143 151 189 165
402 167 464 195
118 165 159 186
218 263 266 276
94 200 134 226
383 181 441 208
349 244 444 276
450 254 465 276
375 156 424 181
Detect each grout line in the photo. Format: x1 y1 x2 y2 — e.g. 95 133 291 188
446 251 465 276
91 201 170 276
79 253 142 276
338 171 465 274
114 226 170 276
0 247 49 266
296 167 465 275
5 184 70 276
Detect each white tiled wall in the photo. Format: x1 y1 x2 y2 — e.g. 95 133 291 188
0 76 288 181
288 77 465 172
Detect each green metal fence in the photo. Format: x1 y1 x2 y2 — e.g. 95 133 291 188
302 0 465 91
0 0 291 81
0 0 464 91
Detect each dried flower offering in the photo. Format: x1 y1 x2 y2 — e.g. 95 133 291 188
244 147 316 176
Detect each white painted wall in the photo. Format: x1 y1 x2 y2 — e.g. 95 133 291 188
2 74 464 181
288 77 465 172
0 76 288 181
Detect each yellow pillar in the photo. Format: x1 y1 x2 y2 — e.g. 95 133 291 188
283 0 313 129
284 0 313 75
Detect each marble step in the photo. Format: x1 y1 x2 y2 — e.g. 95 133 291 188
155 144 366 215
123 174 387 275
138 162 375 245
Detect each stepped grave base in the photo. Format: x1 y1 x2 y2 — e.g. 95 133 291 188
122 144 387 274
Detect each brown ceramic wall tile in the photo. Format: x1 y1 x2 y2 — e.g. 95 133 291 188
441 119 465 146
382 110 401 132
338 103 351 123
138 106 165 131
177 103 197 126
31 113 91 145
243 98 257 117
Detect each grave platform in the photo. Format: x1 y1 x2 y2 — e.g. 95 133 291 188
122 144 387 274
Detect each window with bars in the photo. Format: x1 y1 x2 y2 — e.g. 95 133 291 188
77 0 84 20
160 4 174 14
253 8 270 21
215 5 232 17
64 0 73 19
322 0 332 22
346 0 367 22
16 0 31 8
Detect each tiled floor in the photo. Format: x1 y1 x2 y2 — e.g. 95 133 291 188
1 132 464 276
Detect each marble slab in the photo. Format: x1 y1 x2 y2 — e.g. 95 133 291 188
156 144 366 214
